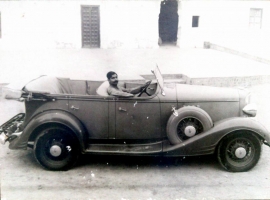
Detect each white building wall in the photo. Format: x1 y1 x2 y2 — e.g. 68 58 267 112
101 1 160 49
178 0 270 54
0 0 269 51
0 0 160 49
0 1 81 49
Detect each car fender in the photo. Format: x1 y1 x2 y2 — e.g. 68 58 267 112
9 110 87 151
164 117 270 156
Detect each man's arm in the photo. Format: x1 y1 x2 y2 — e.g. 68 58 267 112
107 86 134 97
123 86 141 94
124 80 152 94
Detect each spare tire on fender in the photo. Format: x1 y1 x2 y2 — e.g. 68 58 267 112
166 106 213 145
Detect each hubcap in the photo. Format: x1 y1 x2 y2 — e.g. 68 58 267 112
235 147 247 159
50 145 62 157
184 125 196 137
177 118 203 140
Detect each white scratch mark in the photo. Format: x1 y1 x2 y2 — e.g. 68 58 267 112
172 107 178 116
66 146 71 152
134 101 137 107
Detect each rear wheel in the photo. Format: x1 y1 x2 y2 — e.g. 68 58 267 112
34 126 79 170
217 132 261 172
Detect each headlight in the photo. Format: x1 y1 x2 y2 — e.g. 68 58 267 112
243 103 257 117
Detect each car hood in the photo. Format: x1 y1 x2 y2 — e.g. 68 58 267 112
176 84 239 102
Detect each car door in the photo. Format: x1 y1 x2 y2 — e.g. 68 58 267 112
115 96 161 139
69 95 112 139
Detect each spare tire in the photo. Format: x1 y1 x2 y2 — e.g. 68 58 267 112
166 106 213 145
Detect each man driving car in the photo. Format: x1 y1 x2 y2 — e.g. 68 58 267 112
106 71 150 97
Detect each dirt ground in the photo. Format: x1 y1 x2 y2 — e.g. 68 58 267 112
1 48 270 85
0 83 270 200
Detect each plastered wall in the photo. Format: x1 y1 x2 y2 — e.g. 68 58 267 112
178 0 270 51
0 0 269 50
0 0 160 49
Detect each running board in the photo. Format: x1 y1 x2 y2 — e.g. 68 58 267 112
85 141 163 154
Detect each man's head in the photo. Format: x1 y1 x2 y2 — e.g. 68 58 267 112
107 71 118 86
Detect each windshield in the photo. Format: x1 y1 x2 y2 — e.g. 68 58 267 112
152 65 165 96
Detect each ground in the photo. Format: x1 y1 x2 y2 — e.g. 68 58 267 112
1 48 270 85
0 83 270 200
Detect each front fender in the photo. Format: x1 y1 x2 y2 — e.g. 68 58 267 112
9 110 87 151
164 117 270 156
215 117 270 143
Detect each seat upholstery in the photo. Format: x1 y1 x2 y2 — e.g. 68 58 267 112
24 76 67 94
96 81 110 96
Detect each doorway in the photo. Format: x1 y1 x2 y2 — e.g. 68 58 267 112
81 5 100 48
158 0 179 45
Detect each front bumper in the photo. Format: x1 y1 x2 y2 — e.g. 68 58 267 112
0 113 25 145
0 131 23 145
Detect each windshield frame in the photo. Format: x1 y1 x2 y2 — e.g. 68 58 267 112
152 65 165 96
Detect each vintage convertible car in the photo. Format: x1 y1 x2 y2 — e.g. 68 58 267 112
1 67 269 172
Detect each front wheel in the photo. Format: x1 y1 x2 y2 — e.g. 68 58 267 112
34 126 79 171
217 132 261 172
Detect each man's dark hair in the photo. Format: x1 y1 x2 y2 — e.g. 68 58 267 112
107 71 117 79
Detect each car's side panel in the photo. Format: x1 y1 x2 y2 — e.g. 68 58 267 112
69 97 110 139
179 102 240 122
23 97 69 125
158 84 178 138
176 84 239 102
115 96 161 139
108 100 116 139
176 84 240 122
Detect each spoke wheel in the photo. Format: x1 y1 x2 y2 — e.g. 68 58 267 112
217 132 261 172
34 126 79 171
166 106 213 145
177 117 203 140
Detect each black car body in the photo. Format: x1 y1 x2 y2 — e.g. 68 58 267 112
1 67 269 171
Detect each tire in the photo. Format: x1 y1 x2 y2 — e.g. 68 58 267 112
34 126 79 171
166 106 213 145
217 131 261 172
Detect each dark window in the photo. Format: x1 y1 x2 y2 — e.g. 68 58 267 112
192 16 199 27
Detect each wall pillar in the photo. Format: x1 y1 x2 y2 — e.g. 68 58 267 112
176 0 182 47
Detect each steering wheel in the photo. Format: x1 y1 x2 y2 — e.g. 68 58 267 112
138 80 152 97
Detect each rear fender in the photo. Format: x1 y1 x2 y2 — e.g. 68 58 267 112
9 110 87 151
164 117 270 156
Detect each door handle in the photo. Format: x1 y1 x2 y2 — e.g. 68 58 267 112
71 105 79 110
119 107 127 112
